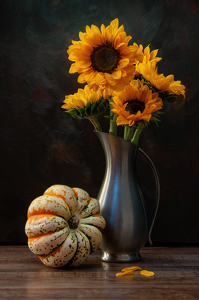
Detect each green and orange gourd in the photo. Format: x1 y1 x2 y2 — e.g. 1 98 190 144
25 185 106 267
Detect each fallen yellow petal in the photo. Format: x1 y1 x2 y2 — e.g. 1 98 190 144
140 270 155 277
116 272 126 277
121 266 141 272
116 270 135 277
122 270 135 275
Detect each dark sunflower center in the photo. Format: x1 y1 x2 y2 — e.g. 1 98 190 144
125 99 145 114
90 43 121 73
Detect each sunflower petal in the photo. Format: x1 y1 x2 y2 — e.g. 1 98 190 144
119 58 129 68
116 270 135 277
105 73 117 85
79 43 92 55
77 73 86 83
112 69 122 79
69 63 79 74
121 266 141 272
140 270 155 277
110 18 119 30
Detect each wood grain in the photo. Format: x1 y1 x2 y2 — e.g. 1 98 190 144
0 246 199 299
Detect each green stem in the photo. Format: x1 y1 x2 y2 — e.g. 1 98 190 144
124 125 129 140
124 126 135 142
109 107 117 136
128 126 135 141
131 122 146 146
89 116 102 132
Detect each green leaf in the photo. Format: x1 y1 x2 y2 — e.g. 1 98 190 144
97 103 106 114
143 120 149 127
91 101 98 115
78 107 85 117
158 91 167 99
150 110 163 126
106 41 112 45
85 102 92 116
164 95 179 103
105 100 110 111
104 115 114 119
66 109 78 119
107 96 113 102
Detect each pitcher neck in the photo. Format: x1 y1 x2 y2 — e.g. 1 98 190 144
95 131 138 163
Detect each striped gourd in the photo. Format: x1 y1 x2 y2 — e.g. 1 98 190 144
25 185 106 267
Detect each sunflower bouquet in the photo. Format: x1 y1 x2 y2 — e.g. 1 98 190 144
62 18 185 145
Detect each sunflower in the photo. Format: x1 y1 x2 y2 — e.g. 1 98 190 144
62 85 105 110
136 61 185 98
67 18 144 96
111 79 163 127
62 85 108 131
141 45 162 65
134 45 162 76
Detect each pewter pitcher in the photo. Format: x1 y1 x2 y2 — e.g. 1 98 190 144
96 132 160 262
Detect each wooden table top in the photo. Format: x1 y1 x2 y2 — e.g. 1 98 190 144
0 246 199 300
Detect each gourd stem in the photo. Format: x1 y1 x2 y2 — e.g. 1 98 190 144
68 215 79 229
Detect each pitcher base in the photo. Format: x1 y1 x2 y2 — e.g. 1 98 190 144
101 251 141 262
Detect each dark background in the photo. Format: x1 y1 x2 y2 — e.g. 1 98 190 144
0 0 198 245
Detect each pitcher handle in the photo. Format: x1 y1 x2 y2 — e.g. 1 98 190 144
138 148 160 246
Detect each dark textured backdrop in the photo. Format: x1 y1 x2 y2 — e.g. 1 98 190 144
0 0 198 245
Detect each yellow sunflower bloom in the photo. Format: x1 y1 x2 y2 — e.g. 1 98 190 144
62 85 108 131
62 85 104 110
142 45 162 64
111 79 163 127
134 45 162 76
135 45 162 65
136 61 185 98
67 18 144 96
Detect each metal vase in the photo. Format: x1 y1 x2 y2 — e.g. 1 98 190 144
96 131 160 263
